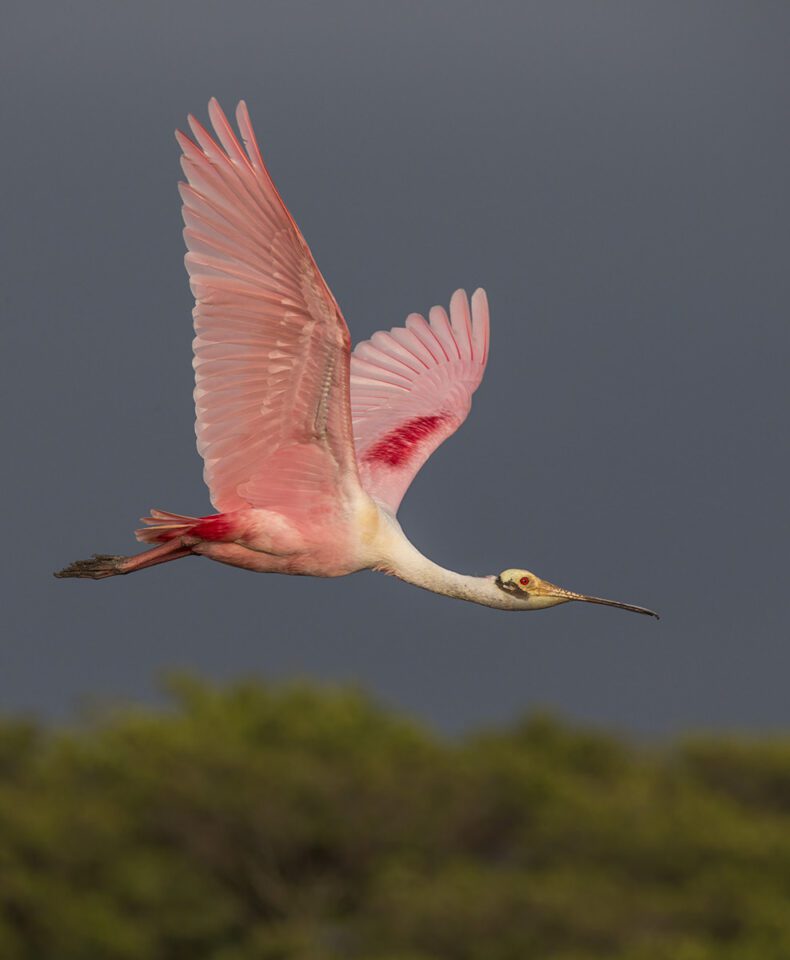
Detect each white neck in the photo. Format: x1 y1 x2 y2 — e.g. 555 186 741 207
372 513 525 611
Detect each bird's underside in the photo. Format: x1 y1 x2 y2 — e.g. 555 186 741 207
56 99 657 619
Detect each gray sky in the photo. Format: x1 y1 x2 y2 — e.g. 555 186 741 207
3 1 789 735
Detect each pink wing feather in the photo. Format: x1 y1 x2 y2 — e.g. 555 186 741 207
351 289 490 514
178 100 360 518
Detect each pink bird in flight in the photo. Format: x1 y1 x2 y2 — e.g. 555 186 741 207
57 99 657 618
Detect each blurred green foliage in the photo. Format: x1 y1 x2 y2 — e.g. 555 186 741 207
0 677 789 959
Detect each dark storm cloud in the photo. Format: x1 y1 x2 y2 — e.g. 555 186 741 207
3 1 789 733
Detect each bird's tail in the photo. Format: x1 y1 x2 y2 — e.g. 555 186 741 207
135 508 201 544
135 508 233 544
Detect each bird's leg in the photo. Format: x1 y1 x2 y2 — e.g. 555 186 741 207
54 539 194 580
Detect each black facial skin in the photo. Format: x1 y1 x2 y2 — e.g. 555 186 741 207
495 576 523 594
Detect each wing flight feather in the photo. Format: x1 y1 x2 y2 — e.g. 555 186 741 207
178 100 359 517
351 289 490 514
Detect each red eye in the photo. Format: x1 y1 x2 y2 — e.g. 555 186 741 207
519 576 530 586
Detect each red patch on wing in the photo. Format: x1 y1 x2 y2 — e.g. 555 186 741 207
364 414 449 468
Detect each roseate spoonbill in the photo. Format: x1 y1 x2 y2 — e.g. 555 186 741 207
56 99 657 618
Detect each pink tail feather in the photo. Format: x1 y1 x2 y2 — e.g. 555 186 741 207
136 508 200 544
136 508 233 544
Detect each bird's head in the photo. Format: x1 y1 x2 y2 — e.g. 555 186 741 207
495 568 658 618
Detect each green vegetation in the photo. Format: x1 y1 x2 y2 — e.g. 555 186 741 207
0 677 789 959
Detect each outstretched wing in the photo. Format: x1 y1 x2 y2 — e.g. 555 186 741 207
350 289 490 514
178 100 360 518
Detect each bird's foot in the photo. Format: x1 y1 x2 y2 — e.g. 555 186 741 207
54 554 125 579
